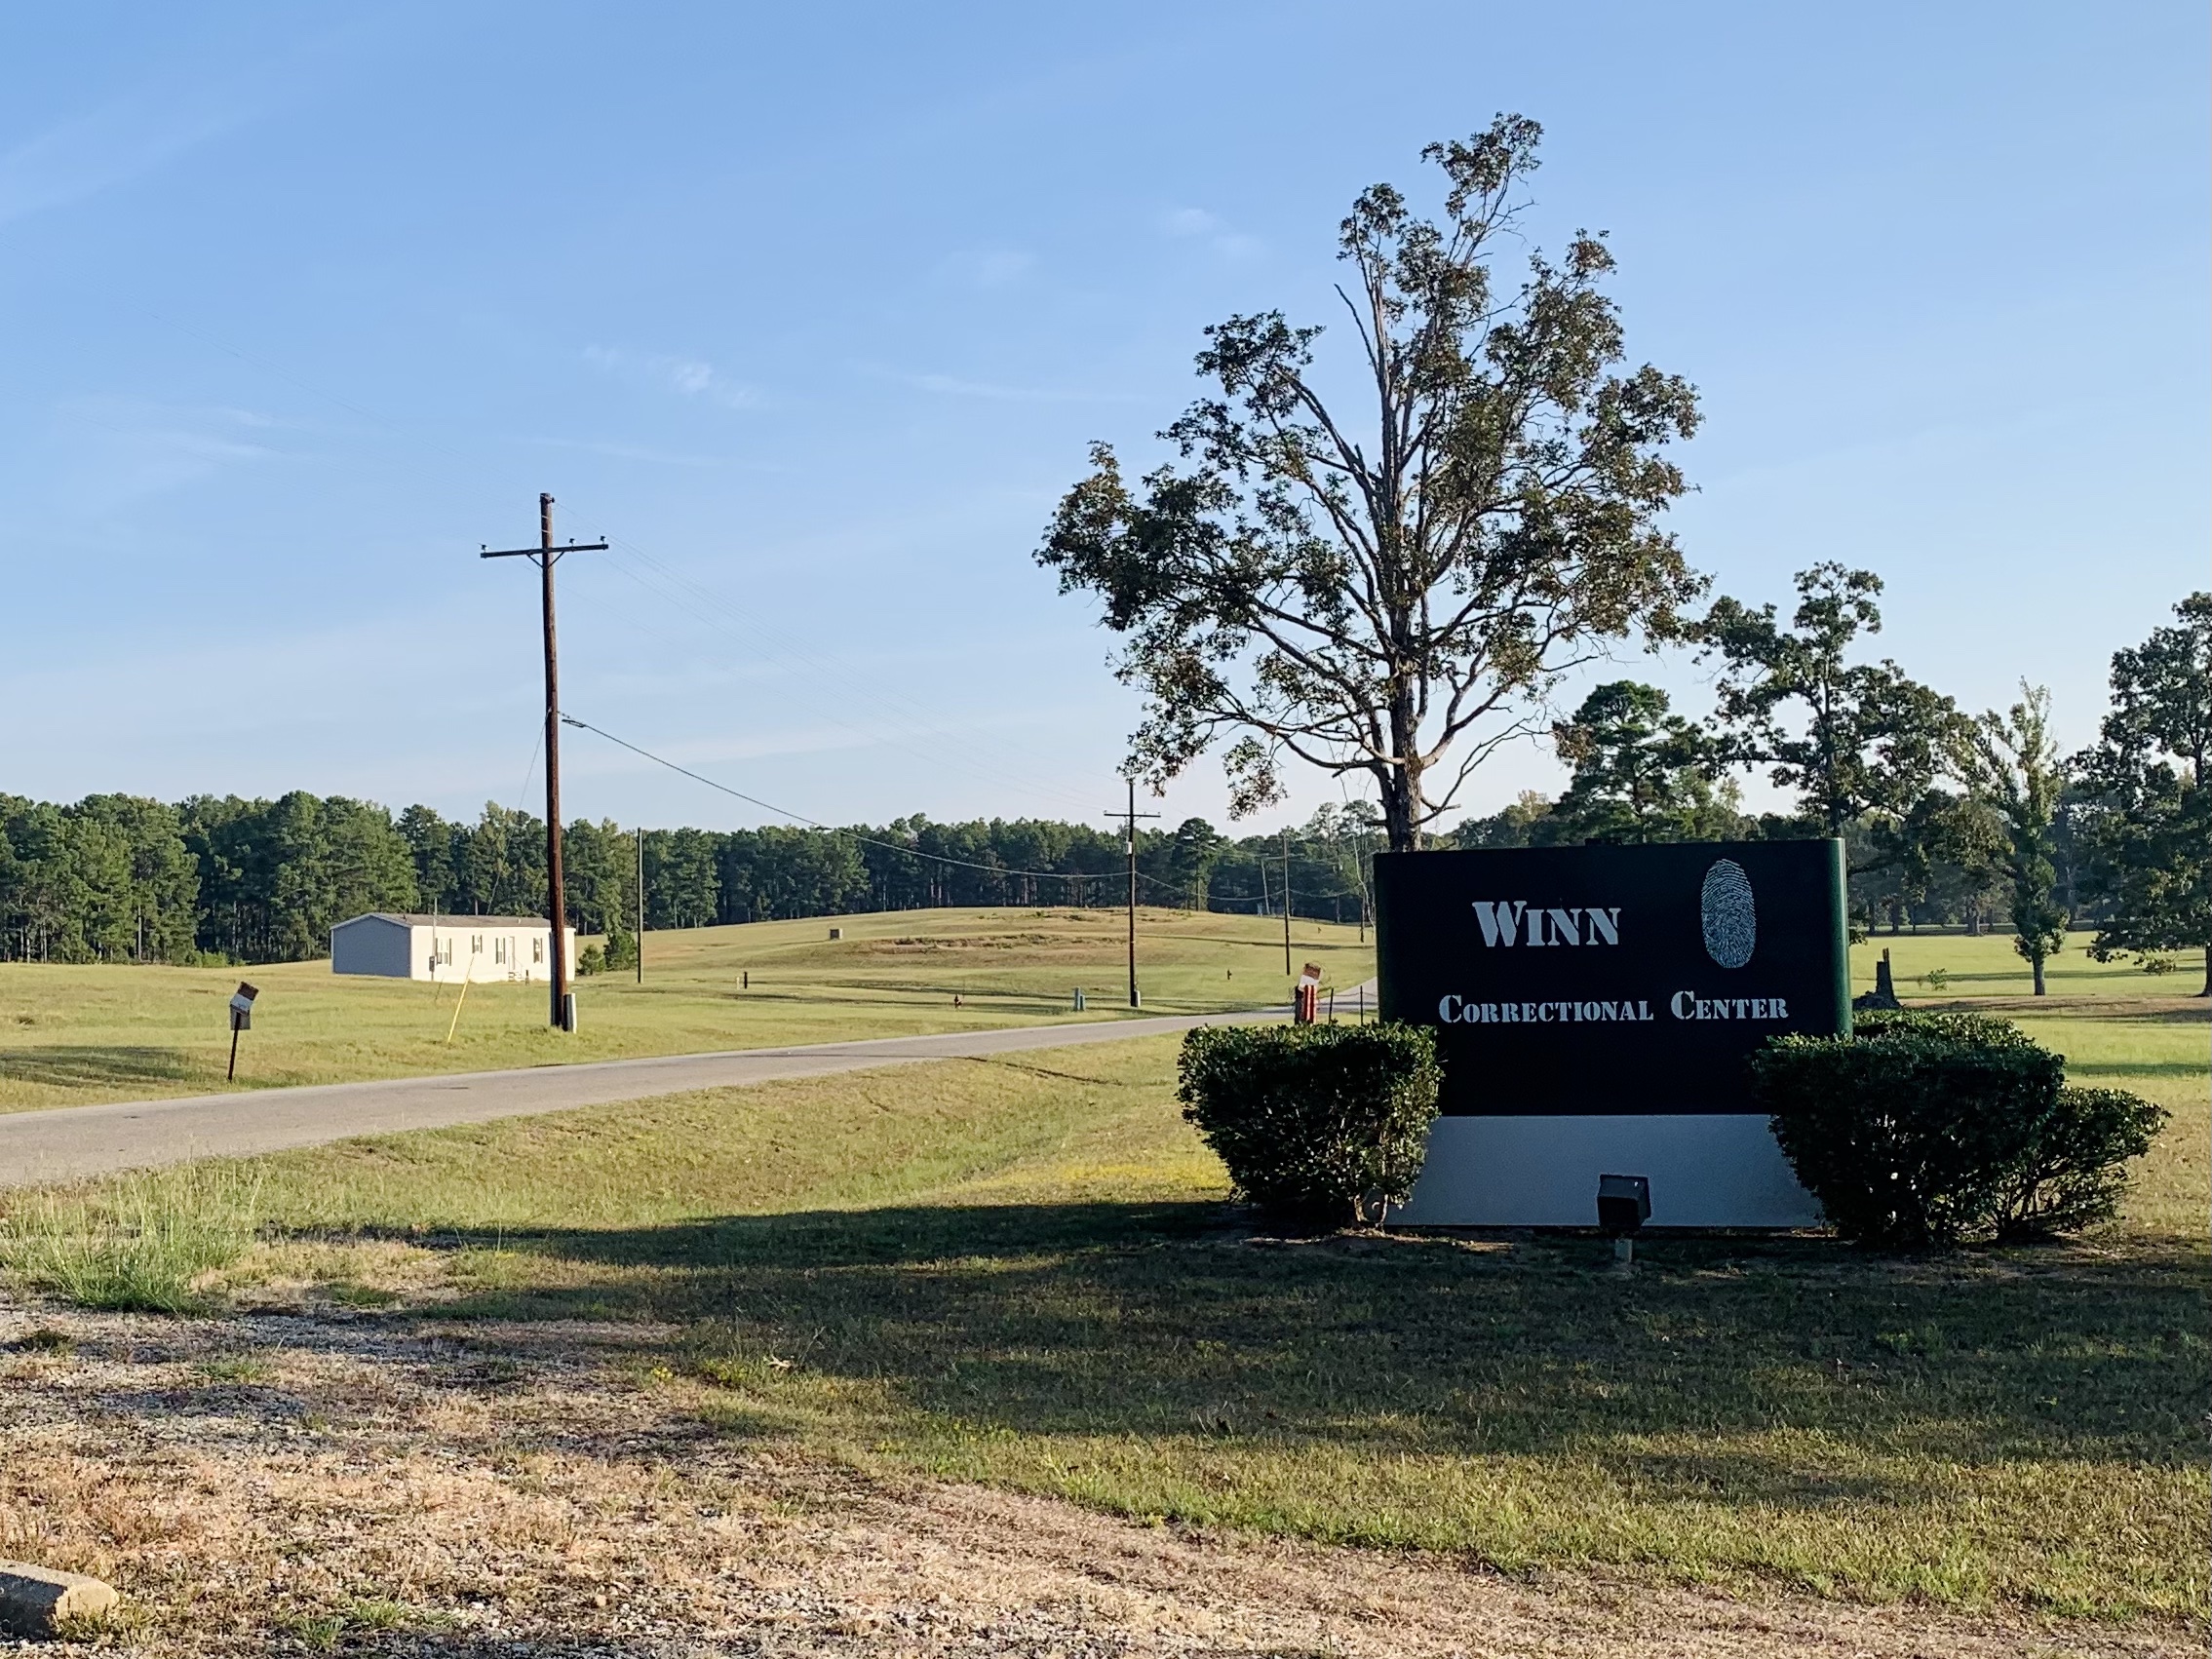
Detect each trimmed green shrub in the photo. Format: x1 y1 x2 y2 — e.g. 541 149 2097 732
1178 1022 1441 1226
1752 1010 2166 1248
2003 1086 2171 1236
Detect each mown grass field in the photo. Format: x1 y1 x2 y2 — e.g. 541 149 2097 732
0 907 1372 1112
3 930 2201 1625
1850 927 2204 1001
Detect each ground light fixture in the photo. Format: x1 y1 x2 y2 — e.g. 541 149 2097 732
1597 1172 1650 1266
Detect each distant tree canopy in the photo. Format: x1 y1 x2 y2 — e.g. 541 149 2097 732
1544 680 1737 845
1442 581 2206 965
1693 563 1960 841
1949 684 2070 995
1039 116 1702 853
2072 593 2211 993
0 793 1380 966
186 792 420 963
0 793 198 965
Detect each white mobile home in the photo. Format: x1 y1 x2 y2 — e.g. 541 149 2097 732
330 912 576 984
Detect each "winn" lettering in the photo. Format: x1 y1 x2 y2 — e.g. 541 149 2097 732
1470 902 1621 947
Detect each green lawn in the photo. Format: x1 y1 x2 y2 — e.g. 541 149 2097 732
1851 927 2204 1001
0 907 1373 1112
5 928 2197 1623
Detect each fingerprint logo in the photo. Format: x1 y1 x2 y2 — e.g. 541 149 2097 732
1701 860 1756 969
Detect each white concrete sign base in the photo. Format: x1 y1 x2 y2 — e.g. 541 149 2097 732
1396 1114 1821 1228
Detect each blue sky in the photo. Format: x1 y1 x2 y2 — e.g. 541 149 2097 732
2 2 2203 835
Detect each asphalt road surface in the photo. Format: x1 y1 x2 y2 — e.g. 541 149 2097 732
0 1006 1298 1189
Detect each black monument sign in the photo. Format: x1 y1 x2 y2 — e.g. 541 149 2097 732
1375 840 1848 1115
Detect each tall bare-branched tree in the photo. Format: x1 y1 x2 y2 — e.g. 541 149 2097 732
1036 116 1703 851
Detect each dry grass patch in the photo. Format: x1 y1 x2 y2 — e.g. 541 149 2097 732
0 1306 2192 1658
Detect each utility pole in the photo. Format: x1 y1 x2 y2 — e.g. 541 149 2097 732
635 827 645 984
1104 779 1159 1008
1280 829 1294 977
481 494 606 1030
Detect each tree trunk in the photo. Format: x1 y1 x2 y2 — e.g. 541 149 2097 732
1377 678 1427 852
1378 766 1420 854
2031 952 2047 996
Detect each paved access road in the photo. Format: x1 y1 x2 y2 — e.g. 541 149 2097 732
0 1007 1291 1189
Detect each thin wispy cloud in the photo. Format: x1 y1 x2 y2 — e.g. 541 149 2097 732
0 615 444 747
1161 205 1261 259
52 398 280 504
523 435 730 469
880 368 1144 404
934 246 1037 289
583 346 760 409
0 97 244 228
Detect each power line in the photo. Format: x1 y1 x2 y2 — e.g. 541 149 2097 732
514 727 543 817
561 714 1124 890
583 535 1108 815
534 718 1378 911
565 717 1367 916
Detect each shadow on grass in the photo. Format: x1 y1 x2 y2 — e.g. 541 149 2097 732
0 1044 207 1090
712 985 1084 1014
1921 998 2211 1022
403 1199 2209 1479
717 984 1264 1019
2056 1003 2212 1023
2068 1058 2212 1079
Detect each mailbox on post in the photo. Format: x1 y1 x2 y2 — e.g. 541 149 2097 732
227 982 258 1080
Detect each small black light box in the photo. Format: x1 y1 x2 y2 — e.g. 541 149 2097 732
1596 1173 1651 1234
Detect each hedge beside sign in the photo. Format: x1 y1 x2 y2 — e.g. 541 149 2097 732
1375 840 1848 1116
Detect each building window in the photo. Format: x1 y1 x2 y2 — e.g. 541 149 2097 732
532 938 544 964
494 938 507 964
472 936 483 954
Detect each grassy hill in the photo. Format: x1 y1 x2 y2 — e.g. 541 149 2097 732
0 907 1375 1112
0 911 2192 1119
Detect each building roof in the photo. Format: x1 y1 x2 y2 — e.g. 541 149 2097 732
339 912 563 931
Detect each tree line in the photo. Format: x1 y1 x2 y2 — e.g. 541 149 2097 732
4 587 2200 993
0 793 1378 969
